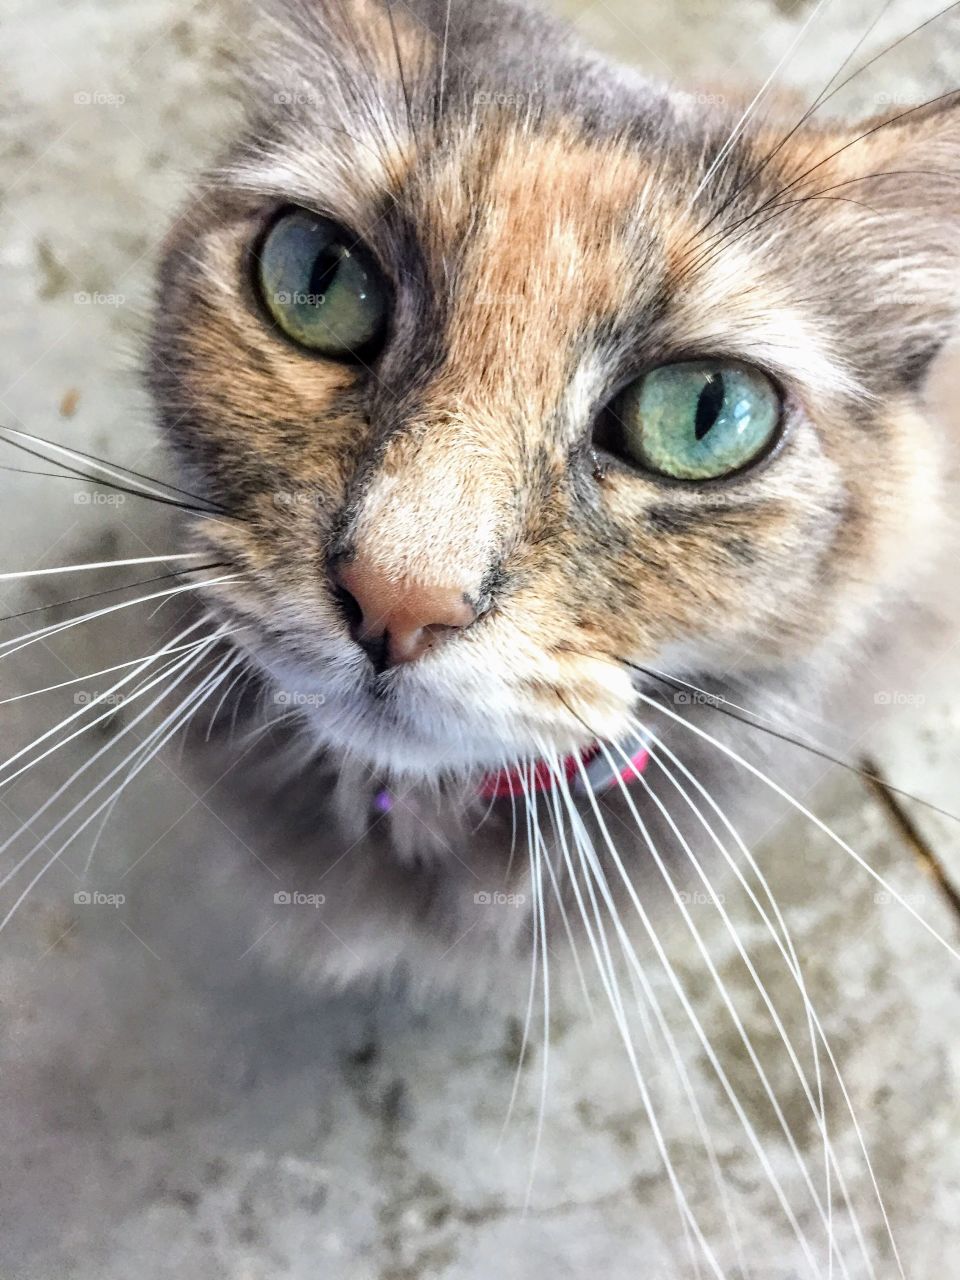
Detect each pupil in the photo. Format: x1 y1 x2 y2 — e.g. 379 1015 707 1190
308 245 342 303
694 373 725 441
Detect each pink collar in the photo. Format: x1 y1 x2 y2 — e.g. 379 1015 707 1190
371 736 650 816
478 735 650 800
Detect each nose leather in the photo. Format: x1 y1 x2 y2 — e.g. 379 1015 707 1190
335 556 477 668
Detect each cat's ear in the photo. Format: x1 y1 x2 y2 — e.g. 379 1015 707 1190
813 93 960 385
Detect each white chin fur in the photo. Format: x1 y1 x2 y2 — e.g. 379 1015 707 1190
252 645 628 782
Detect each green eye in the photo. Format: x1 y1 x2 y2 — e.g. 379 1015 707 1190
256 209 388 357
608 361 782 481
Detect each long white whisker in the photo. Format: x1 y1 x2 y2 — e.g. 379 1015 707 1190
632 718 904 1279
0 553 209 581
0 425 210 507
524 776 551 1214
0 649 236 932
0 618 218 787
691 0 835 203
537 782 595 1019
570 751 822 1277
544 745 726 1278
203 655 252 742
0 573 240 662
542 748 750 1277
498 764 540 1147
598 738 864 1278
0 628 229 891
633 691 960 963
0 635 237 707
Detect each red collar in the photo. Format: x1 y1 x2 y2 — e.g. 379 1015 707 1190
478 737 650 800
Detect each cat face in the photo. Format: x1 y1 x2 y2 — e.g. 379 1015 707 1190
149 0 959 777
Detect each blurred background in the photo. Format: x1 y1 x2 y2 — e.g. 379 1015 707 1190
1 1 959 1276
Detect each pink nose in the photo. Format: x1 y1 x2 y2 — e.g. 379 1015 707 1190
334 556 477 669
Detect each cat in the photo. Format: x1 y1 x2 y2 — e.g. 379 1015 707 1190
141 0 960 999
3 0 958 1272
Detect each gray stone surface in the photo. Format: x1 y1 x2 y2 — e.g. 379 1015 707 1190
1 1 958 1277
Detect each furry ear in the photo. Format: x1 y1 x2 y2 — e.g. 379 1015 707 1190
815 92 960 386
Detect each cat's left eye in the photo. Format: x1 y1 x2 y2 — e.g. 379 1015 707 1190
602 360 782 481
255 208 388 358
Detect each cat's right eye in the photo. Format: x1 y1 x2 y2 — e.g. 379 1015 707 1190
255 208 388 358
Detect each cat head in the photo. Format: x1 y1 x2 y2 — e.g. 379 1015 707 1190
149 0 960 778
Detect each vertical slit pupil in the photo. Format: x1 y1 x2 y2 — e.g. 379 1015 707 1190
308 246 342 302
694 372 725 441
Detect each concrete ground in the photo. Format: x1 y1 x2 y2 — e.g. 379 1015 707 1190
1 1 958 1277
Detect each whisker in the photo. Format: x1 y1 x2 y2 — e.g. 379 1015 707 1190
0 633 234 707
687 0 904 243
0 615 215 786
546 752 727 1278
708 85 960 262
632 722 904 1278
622 661 960 827
568 750 826 1275
598 738 869 1278
0 423 226 513
204 654 253 742
0 552 211 582
541 746 751 1277
0 573 241 664
523 774 551 1214
691 0 836 204
499 765 540 1147
632 690 960 964
0 628 230 900
0 561 229 626
537 781 596 1019
0 647 237 932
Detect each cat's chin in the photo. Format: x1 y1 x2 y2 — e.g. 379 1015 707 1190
292 688 584 780
250 650 613 782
